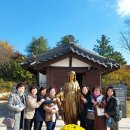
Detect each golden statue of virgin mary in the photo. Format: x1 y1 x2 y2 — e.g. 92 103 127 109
57 71 82 124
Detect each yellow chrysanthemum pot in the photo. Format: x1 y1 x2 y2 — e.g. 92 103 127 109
60 124 85 130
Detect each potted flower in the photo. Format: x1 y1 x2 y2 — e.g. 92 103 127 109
60 124 85 130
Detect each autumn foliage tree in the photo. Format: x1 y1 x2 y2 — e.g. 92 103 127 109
0 41 14 61
102 66 130 88
0 40 34 82
0 41 14 80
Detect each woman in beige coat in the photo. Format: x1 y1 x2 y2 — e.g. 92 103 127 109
24 86 45 130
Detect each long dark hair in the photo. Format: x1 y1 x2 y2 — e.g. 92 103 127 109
105 86 116 98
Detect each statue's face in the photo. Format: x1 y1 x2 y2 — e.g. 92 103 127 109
69 73 75 81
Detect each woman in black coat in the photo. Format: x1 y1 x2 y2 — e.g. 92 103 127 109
80 86 94 130
34 87 53 130
105 86 122 130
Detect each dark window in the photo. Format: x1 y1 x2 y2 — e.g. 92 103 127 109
76 73 86 88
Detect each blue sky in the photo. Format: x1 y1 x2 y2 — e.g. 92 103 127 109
0 0 130 64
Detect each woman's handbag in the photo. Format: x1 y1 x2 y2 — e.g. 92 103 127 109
2 116 15 128
86 109 95 120
106 117 115 128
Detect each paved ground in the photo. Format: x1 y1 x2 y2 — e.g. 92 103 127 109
0 101 130 130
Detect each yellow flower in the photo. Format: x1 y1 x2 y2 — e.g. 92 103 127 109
60 124 85 130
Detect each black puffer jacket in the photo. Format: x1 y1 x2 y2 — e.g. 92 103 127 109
105 96 122 121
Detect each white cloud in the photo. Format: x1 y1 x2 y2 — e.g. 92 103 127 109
116 0 130 17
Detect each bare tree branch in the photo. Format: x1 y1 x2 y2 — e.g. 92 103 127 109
120 31 130 52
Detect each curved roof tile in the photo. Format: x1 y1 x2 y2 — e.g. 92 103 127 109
22 42 120 71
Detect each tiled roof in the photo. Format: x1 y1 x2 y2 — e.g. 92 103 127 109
23 43 120 70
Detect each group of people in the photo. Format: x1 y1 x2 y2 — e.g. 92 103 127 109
6 71 122 130
7 83 60 130
79 85 122 130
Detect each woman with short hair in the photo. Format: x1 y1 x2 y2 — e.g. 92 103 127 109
92 86 107 130
7 83 26 130
34 87 53 130
44 87 61 130
24 85 45 130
